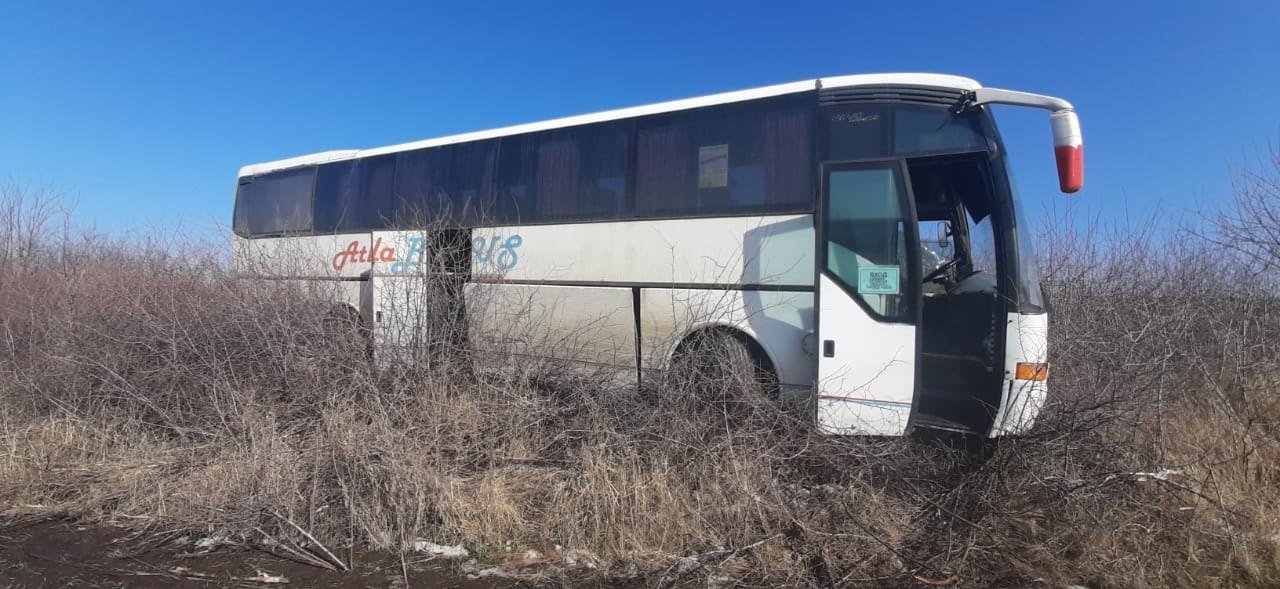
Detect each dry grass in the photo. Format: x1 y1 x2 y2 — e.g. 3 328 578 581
2 170 1280 587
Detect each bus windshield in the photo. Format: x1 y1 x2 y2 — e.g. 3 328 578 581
1009 169 1046 311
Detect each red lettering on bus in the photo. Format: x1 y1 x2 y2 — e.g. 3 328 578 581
332 239 398 271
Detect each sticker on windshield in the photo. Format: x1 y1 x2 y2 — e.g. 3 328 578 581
858 266 900 295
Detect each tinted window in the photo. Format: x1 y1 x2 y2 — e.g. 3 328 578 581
356 155 396 229
636 97 812 216
894 107 984 155
313 156 395 232
576 124 629 218
394 141 497 227
235 167 315 236
232 181 250 236
825 104 987 161
492 124 630 223
235 95 822 236
702 103 812 211
826 103 888 161
635 113 695 215
494 134 538 223
698 108 765 210
446 140 497 224
393 147 447 225
535 132 583 220
313 161 358 232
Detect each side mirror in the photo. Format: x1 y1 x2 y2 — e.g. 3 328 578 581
966 88 1084 194
1050 110 1084 194
936 221 951 250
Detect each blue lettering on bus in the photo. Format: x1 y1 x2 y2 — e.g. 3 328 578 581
386 234 524 275
473 234 523 271
388 237 425 275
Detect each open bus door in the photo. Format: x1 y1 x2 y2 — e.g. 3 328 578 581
814 161 921 435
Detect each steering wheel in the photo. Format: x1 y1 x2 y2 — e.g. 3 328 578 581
922 258 960 284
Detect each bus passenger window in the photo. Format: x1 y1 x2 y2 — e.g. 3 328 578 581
236 167 316 236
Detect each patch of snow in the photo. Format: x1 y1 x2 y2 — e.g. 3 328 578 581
407 540 468 558
672 556 700 575
524 549 542 560
1132 468 1181 482
195 533 232 550
561 548 598 569
466 567 505 580
248 571 288 584
1105 468 1183 484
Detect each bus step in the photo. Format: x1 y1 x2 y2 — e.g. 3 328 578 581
911 414 982 436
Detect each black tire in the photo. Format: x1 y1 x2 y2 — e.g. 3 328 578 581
665 330 780 422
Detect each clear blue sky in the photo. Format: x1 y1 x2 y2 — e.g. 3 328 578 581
2 1 1277 237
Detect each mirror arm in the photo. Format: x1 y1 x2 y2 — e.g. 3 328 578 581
961 88 1074 113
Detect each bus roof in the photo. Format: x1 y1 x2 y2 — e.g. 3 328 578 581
238 73 981 177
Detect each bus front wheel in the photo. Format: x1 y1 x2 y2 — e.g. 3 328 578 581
665 329 780 422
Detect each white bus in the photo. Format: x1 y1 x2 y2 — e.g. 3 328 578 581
232 73 1083 437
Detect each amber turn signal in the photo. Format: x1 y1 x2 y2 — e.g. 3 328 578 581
1015 362 1048 381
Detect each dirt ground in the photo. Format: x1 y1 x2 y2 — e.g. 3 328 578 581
0 518 530 589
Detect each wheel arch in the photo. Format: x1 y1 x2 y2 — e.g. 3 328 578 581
666 322 779 383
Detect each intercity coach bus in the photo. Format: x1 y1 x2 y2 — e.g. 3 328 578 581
232 73 1083 437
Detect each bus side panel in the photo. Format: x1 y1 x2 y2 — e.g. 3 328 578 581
473 215 814 287
466 283 637 372
460 215 816 389
232 233 369 320
639 288 814 399
233 233 372 281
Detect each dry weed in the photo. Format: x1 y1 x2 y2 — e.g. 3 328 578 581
2 174 1280 587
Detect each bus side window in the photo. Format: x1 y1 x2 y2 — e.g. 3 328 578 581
239 167 316 236
635 114 696 216
494 135 538 224
446 140 497 225
394 147 449 226
356 155 396 230
576 124 629 219
314 161 358 233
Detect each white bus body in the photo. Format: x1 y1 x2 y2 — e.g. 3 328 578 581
232 73 1082 437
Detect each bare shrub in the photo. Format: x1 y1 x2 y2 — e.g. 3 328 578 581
1212 146 1280 277
2 174 1279 588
